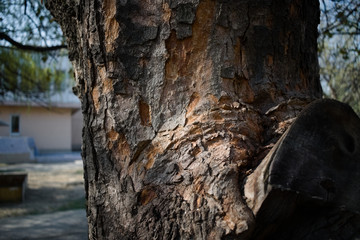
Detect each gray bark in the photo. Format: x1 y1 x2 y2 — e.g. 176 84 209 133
42 0 360 239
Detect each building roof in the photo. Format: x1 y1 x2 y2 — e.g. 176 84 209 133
0 100 80 109
0 90 81 110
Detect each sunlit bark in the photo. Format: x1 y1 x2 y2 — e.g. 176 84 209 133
46 0 329 239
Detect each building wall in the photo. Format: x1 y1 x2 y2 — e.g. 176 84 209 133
0 106 73 152
71 109 83 151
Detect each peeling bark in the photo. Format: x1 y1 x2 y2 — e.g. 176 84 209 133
44 0 334 239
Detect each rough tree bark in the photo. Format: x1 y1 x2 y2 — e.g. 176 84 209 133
44 0 360 239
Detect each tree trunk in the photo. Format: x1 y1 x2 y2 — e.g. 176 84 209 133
46 0 325 239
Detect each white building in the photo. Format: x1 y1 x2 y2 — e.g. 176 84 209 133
0 54 82 162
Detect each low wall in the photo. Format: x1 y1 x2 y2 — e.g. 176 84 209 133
0 137 36 163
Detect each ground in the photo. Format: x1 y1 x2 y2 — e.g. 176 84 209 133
0 160 85 218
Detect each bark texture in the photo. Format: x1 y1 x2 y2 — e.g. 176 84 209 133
46 0 329 239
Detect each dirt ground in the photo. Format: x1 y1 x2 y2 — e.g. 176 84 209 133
0 161 86 218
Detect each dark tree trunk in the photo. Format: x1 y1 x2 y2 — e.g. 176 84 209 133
42 0 355 239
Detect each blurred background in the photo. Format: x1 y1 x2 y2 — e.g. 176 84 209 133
0 1 86 239
318 0 360 113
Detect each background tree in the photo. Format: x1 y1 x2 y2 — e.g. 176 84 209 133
0 0 69 103
318 0 360 113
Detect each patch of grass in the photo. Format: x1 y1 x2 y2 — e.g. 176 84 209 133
57 198 86 211
74 170 84 175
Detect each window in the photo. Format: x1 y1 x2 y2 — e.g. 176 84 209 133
10 115 20 135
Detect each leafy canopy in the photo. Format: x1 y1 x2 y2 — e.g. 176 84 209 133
0 0 69 102
319 0 360 113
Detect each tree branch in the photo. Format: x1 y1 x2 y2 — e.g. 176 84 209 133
0 32 66 52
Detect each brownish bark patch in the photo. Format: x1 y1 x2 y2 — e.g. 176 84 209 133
222 76 255 103
139 99 152 126
140 188 157 205
145 143 163 170
185 92 200 124
114 133 131 163
103 0 120 53
164 0 215 94
107 129 119 149
98 67 114 94
92 86 100 112
186 92 200 114
162 2 172 22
